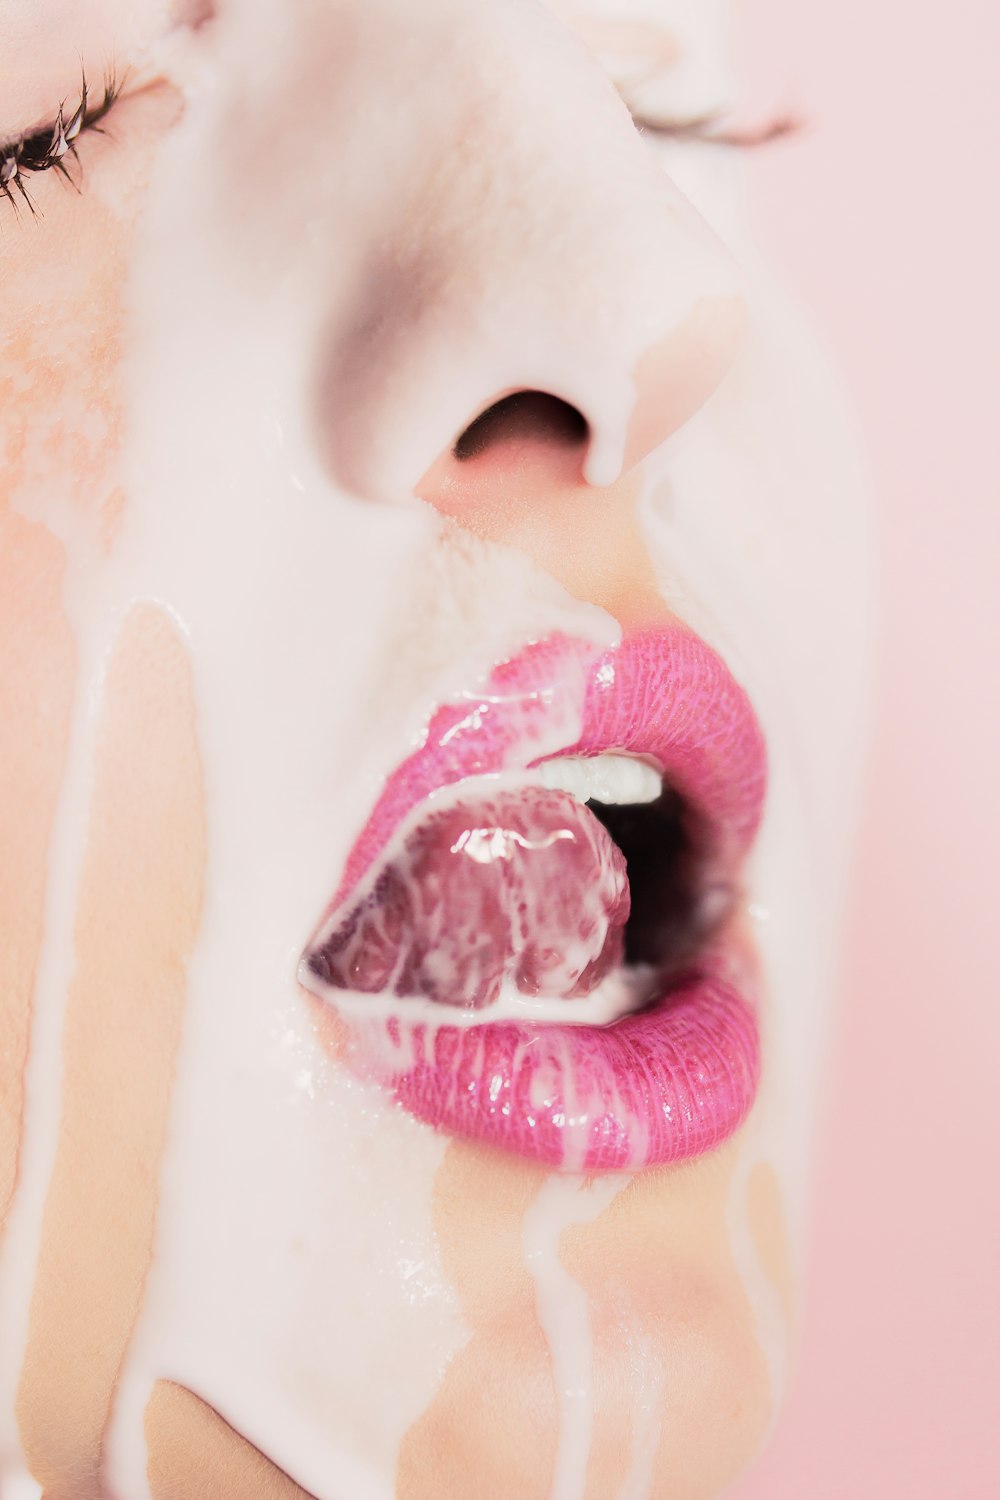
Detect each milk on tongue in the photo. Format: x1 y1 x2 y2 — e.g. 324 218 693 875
309 784 629 1010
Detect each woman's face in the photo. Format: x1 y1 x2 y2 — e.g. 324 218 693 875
0 1 871 1496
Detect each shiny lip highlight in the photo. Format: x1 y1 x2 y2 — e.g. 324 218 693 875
302 628 767 1172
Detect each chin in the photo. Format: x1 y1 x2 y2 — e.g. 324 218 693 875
394 1133 780 1500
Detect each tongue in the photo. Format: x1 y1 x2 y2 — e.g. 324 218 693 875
309 786 630 1010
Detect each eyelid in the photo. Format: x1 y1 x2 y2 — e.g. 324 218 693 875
587 34 799 151
628 107 801 149
0 67 122 215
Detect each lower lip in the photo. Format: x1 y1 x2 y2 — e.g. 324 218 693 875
345 946 759 1173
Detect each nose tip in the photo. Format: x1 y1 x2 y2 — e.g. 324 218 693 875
311 0 748 510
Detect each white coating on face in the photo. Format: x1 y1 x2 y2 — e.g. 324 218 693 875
0 1469 42 1500
0 586 129 1468
0 0 873 1495
89 11 625 1495
6 0 649 1491
523 1174 629 1500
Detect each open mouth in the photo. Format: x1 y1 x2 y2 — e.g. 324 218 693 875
306 758 721 1022
301 628 766 1172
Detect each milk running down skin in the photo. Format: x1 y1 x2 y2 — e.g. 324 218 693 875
0 0 873 1496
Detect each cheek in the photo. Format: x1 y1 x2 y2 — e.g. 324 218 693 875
0 84 180 548
0 72 184 1282
15 605 206 1493
1 204 123 546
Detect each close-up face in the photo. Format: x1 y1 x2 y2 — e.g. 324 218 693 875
0 1 872 1496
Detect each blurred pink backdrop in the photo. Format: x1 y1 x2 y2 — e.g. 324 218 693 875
728 0 1000 1495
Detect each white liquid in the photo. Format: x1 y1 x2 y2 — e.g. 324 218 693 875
0 1470 42 1500
311 966 651 1033
615 1321 665 1500
523 1175 629 1500
89 3 632 1492
0 581 127 1467
0 0 874 1493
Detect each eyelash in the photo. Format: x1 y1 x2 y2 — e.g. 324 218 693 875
0 69 122 218
630 110 800 148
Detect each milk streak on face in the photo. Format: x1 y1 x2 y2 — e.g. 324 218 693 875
0 0 871 1496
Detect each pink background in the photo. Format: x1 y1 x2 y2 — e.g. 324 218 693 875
728 0 1000 1495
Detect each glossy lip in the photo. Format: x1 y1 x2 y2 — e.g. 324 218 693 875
302 627 767 1172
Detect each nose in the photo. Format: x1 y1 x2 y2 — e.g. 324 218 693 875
315 1 745 512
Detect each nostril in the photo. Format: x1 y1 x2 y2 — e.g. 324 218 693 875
453 391 589 461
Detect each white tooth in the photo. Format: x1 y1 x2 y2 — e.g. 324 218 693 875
538 752 661 806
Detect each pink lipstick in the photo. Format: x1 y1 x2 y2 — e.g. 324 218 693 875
302 629 766 1172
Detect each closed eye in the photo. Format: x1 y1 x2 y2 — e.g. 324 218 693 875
0 68 123 219
629 107 801 147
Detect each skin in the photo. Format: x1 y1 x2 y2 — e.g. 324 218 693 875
0 0 869 1496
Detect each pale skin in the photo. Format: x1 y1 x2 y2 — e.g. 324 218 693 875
0 1 868 1496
